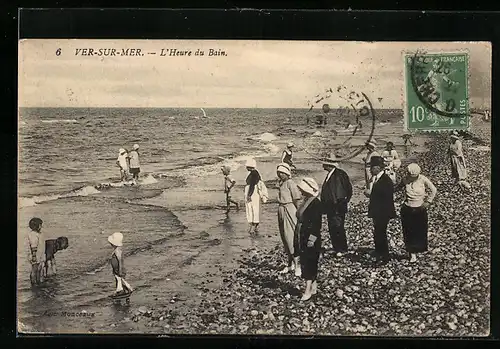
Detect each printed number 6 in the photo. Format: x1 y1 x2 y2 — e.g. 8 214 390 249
56 48 61 56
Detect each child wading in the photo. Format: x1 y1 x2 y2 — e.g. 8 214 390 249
221 165 239 213
108 232 133 296
26 217 46 286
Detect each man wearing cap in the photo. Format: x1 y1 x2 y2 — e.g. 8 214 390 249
363 140 380 189
129 144 141 182
281 143 296 170
320 154 353 256
116 148 129 182
364 156 396 264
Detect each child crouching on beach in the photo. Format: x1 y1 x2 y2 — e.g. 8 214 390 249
108 232 133 296
222 165 239 213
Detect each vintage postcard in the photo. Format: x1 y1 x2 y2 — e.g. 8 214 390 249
17 40 491 336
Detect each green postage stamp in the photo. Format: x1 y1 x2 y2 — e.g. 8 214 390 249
403 51 469 132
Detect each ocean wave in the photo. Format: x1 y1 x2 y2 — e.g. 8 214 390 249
41 119 78 124
19 185 101 208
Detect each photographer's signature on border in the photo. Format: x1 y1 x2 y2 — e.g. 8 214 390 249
43 310 96 318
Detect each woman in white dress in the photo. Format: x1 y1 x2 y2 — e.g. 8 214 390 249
244 158 263 234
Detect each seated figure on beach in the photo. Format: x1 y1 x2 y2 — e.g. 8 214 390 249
116 148 130 182
221 165 239 213
108 232 133 296
276 163 301 276
296 177 323 301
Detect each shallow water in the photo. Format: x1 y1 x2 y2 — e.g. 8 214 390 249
18 107 414 333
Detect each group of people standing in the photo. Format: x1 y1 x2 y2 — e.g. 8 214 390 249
228 132 467 301
116 144 141 183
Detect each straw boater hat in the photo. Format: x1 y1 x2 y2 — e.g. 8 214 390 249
119 148 126 154
287 142 294 148
245 158 257 168
133 144 140 150
277 163 292 177
451 130 459 139
322 153 339 167
108 232 123 247
298 177 320 196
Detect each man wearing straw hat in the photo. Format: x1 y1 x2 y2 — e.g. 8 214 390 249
363 140 380 189
320 153 353 256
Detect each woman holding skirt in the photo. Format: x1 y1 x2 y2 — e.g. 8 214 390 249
397 163 437 263
448 131 468 184
276 163 301 275
296 177 323 301
245 158 262 234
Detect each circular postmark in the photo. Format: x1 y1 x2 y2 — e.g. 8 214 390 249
304 86 377 162
409 50 465 119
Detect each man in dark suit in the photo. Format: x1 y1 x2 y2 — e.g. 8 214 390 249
364 156 396 264
320 154 353 256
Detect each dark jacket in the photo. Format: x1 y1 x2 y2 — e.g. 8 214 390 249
368 173 396 219
297 198 323 252
246 169 261 197
320 168 353 213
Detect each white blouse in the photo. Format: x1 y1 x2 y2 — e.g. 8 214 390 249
403 174 437 208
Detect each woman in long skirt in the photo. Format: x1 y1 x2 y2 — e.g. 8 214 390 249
448 131 467 183
244 158 262 234
296 177 323 301
397 163 437 263
276 163 301 276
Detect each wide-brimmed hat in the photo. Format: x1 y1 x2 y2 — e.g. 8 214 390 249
322 153 339 167
108 232 123 247
277 163 292 177
298 177 320 196
119 148 126 154
133 144 140 150
365 140 377 148
407 163 421 176
287 142 294 148
245 158 257 168
369 156 385 168
451 130 460 139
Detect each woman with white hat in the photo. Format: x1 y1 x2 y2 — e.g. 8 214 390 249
363 140 380 189
397 163 437 263
244 158 263 234
129 144 141 183
296 177 323 301
116 148 130 182
108 232 133 296
276 163 302 275
448 131 467 184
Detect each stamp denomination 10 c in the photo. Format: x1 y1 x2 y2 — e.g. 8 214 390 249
404 51 469 132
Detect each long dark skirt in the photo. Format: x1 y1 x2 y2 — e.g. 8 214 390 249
300 241 321 281
400 204 428 253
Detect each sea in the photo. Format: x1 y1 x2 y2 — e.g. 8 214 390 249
17 107 404 333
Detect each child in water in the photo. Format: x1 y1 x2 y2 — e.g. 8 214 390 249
108 232 133 296
26 217 46 285
221 165 239 213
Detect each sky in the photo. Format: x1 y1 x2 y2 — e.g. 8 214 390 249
18 40 492 109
